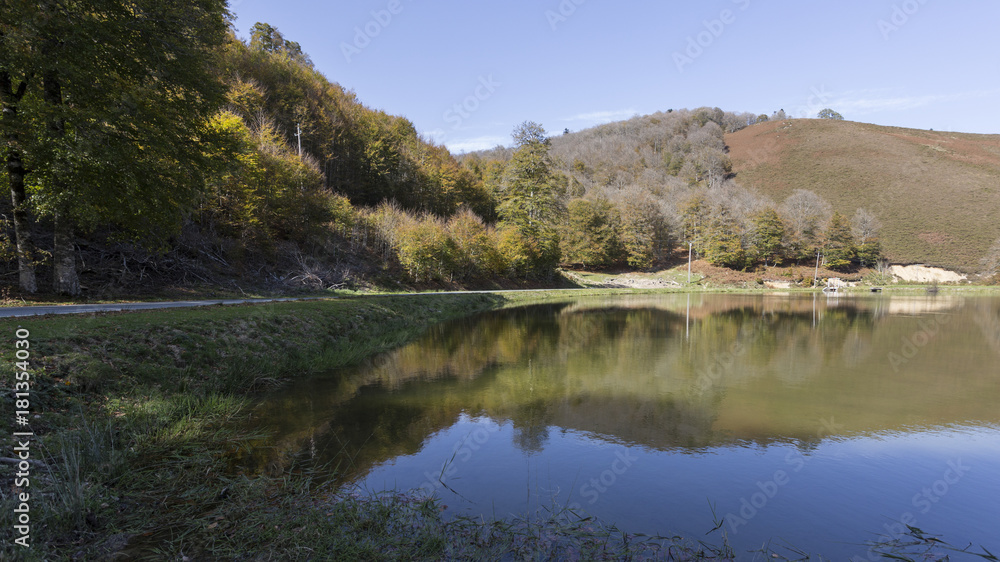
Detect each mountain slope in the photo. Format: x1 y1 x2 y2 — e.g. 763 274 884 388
726 119 1000 272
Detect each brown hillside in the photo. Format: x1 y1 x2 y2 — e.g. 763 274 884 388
726 119 1000 272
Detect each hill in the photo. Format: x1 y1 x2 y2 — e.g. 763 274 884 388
726 119 1000 272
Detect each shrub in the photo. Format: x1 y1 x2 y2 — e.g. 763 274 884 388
395 216 455 282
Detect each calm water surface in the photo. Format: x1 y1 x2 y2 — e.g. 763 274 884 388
244 294 1000 559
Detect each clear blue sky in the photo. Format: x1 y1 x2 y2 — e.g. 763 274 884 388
229 0 1000 152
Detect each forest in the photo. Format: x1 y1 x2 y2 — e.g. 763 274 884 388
1 2 894 296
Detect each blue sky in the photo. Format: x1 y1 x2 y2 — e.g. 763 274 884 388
229 0 1000 153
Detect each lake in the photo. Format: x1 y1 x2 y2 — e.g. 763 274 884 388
243 293 1000 559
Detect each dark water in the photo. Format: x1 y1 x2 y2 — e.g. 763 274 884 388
242 293 1000 559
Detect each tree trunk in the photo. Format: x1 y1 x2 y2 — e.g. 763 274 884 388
7 151 37 293
1 70 38 293
43 70 80 295
52 210 79 295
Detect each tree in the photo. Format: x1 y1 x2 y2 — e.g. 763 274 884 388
851 208 883 267
679 194 710 254
705 212 747 270
3 0 229 294
824 212 856 270
614 187 670 269
780 189 832 261
0 20 37 292
497 121 562 274
749 207 785 266
560 198 621 268
818 108 845 120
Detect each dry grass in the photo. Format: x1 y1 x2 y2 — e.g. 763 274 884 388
727 119 1000 272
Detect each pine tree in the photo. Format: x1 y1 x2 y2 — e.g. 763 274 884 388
705 214 747 269
750 208 786 266
824 212 857 271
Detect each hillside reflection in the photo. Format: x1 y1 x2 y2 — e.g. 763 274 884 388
238 294 1000 483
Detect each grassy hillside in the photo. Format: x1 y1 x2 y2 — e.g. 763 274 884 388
727 119 1000 272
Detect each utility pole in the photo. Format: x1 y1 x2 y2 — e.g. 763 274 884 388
814 250 821 288
688 241 693 284
296 123 302 158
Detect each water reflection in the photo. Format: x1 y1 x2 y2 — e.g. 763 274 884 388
239 293 1000 557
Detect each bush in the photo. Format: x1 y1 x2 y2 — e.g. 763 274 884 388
496 225 537 279
327 193 357 236
446 208 491 279
395 216 455 282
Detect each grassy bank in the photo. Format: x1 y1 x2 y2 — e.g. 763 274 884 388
0 293 506 559
0 289 721 560
1 289 995 560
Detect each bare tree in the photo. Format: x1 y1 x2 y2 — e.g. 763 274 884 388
851 208 882 244
780 189 832 259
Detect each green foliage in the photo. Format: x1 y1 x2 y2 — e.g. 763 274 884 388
225 30 485 219
495 122 563 276
498 122 563 237
824 212 856 271
6 0 230 243
616 191 670 269
855 240 883 268
395 216 455 282
201 111 326 247
560 198 622 268
446 208 493 279
818 108 845 120
679 195 710 252
327 193 358 237
496 225 539 278
705 216 748 269
750 208 786 266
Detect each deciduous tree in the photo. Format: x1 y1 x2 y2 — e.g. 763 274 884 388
497 122 562 274
3 0 229 294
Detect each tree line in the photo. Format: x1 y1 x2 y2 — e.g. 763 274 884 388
462 109 884 274
1 5 492 294
2 3 883 294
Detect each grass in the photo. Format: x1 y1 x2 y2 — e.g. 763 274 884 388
2 288 1000 559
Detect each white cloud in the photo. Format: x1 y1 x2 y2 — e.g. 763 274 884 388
444 135 509 154
564 108 639 125
812 89 1000 118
